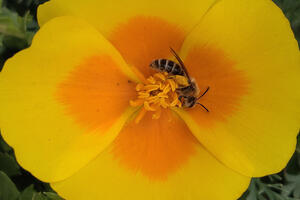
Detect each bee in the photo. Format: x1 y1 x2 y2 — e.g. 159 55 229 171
150 48 210 111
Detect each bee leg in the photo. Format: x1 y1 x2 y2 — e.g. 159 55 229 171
178 95 188 107
178 95 185 103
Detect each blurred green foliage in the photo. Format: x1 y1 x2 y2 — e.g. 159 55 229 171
0 0 299 200
0 0 42 70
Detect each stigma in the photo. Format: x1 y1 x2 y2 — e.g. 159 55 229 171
130 72 182 123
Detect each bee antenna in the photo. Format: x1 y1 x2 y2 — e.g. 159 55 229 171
197 86 210 100
196 103 209 112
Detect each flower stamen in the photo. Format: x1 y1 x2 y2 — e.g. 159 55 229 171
130 72 182 123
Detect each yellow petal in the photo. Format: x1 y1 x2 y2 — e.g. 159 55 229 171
38 0 217 37
52 148 250 200
38 1 219 80
0 16 138 182
176 0 300 177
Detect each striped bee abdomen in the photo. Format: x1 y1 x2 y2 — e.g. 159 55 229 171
150 59 184 76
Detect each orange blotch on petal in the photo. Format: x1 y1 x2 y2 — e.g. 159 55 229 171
184 47 249 127
56 55 136 132
109 16 186 77
112 110 198 180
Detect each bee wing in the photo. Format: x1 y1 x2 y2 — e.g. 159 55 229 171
169 47 191 81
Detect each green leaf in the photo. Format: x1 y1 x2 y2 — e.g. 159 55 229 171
31 192 64 200
282 172 300 198
2 35 28 50
0 7 26 38
0 171 20 200
32 193 48 200
18 185 36 200
18 185 64 200
42 192 64 200
18 185 63 200
0 6 38 46
0 152 20 176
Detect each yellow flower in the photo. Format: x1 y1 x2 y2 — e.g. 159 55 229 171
0 0 299 199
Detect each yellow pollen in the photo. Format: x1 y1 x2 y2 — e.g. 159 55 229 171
130 72 182 123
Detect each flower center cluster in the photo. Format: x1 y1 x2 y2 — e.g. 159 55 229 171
130 72 182 123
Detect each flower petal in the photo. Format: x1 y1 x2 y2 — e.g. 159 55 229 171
51 122 250 200
176 0 300 177
37 1 219 77
108 16 186 77
37 0 217 37
112 109 198 180
0 16 139 182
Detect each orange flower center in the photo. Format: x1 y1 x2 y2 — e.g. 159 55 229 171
130 72 182 123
